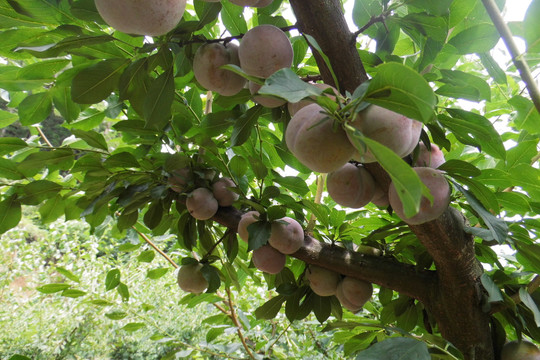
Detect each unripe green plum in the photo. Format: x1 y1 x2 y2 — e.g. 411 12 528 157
287 83 338 116
502 340 540 360
177 263 208 294
327 163 376 208
168 167 192 193
306 265 340 296
268 217 304 254
388 167 451 225
286 104 356 173
212 177 239 207
348 105 422 163
249 81 286 108
193 43 246 96
95 0 186 36
414 143 445 168
239 25 293 78
238 211 260 242
336 277 373 312
186 187 219 220
252 244 286 274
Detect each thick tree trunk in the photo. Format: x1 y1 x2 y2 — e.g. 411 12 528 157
285 1 495 359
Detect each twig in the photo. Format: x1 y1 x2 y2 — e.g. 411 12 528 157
132 227 179 269
482 0 540 114
225 287 257 360
300 74 324 82
35 125 53 147
351 14 387 45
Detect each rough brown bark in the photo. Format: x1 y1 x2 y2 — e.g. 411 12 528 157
287 1 495 359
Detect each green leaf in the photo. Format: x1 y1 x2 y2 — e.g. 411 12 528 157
272 175 310 197
524 0 540 52
137 250 156 263
480 274 503 303
8 355 32 360
117 282 130 302
36 283 71 294
105 268 121 291
438 159 481 178
71 129 108 151
103 152 140 169
356 337 430 360
448 24 500 54
0 158 24 180
105 311 128 320
18 92 52 125
312 295 332 323
143 201 163 230
231 105 263 147
147 267 169 280
56 267 80 283
220 1 248 35
144 68 174 129
452 181 508 244
23 180 63 205
452 175 499 213
515 242 540 273
18 149 74 176
0 195 22 234
509 164 540 199
247 221 272 251
194 1 222 28
0 109 18 128
52 85 81 122
440 109 506 160
61 289 87 298
0 137 27 155
71 59 127 104
364 62 436 123
255 295 286 320
519 287 540 327
399 12 448 42
39 195 65 223
508 95 540 135
436 70 491 102
200 264 221 293
259 68 323 103
122 322 146 332
478 52 507 85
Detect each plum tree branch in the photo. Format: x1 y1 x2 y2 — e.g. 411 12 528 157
211 206 437 302
482 0 540 114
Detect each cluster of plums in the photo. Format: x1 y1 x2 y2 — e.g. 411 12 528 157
95 0 275 37
193 24 293 108
177 209 375 312
168 167 239 220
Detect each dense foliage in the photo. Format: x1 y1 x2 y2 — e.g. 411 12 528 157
0 0 540 359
